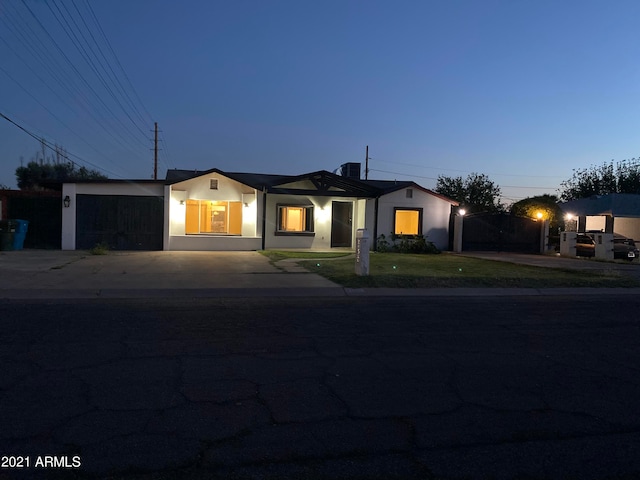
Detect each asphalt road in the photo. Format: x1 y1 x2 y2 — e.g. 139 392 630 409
1 295 640 480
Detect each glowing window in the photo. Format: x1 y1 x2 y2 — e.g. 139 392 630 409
394 208 422 235
185 200 242 235
277 205 314 233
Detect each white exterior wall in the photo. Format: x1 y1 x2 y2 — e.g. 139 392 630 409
61 183 77 250
263 194 363 250
376 188 453 250
613 217 640 240
62 182 164 251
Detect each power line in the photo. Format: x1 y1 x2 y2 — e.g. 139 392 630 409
368 168 559 191
84 0 155 126
1 111 123 178
0 64 125 172
19 0 149 151
48 0 149 139
370 157 567 179
71 0 150 128
3 0 160 174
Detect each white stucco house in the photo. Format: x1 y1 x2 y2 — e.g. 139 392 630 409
61 166 457 252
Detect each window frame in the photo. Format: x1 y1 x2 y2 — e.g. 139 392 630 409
275 204 315 236
393 207 423 236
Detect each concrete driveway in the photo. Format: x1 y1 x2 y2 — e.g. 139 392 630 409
0 250 342 299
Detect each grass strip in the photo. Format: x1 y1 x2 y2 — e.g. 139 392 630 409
298 253 639 288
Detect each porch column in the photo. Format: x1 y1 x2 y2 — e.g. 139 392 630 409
605 215 614 234
453 213 464 253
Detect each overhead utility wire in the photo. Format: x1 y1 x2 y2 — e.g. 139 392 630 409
85 0 155 126
71 0 149 128
0 63 125 171
1 5 82 105
368 168 558 190
50 0 149 139
371 158 567 179
159 131 174 170
1 111 123 178
2 4 147 159
20 0 149 151
44 0 148 147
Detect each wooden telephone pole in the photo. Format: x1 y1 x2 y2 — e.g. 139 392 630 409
153 122 158 180
365 145 369 180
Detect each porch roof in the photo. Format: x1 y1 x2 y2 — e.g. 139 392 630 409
165 168 458 203
166 168 380 197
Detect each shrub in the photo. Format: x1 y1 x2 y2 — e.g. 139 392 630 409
376 233 440 254
89 242 110 255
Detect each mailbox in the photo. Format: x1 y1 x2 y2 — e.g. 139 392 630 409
355 229 370 276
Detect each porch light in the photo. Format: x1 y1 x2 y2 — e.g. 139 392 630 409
63 195 71 208
458 209 466 216
536 212 543 220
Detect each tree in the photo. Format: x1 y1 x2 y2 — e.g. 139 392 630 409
510 194 562 229
435 172 503 213
559 158 640 201
15 161 107 190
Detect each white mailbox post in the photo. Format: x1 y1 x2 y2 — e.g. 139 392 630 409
594 233 614 261
355 229 370 276
559 231 577 257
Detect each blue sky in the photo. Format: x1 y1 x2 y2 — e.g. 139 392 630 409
2 0 640 205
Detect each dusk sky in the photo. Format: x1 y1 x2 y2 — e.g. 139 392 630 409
2 0 640 205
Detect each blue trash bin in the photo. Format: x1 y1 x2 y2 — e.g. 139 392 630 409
12 219 29 250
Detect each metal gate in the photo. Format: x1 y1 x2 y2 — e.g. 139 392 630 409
7 195 62 249
76 194 163 250
462 213 541 253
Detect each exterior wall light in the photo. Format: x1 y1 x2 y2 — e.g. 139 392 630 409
536 212 543 220
63 195 71 208
458 208 466 216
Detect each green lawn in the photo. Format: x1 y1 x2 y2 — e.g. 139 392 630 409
291 252 640 288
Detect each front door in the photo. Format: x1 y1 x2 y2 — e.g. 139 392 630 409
331 201 353 247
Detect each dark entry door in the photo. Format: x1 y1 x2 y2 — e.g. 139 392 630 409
331 201 353 248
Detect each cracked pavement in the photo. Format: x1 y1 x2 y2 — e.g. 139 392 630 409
1 295 639 479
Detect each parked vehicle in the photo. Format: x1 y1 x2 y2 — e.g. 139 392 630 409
613 235 639 261
575 233 595 257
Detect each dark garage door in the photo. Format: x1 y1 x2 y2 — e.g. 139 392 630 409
76 194 163 250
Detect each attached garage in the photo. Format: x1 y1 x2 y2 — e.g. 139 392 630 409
62 180 165 251
76 194 163 250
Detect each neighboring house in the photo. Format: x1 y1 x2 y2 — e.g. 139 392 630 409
559 194 640 240
61 165 457 251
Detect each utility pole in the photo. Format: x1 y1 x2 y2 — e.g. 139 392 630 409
153 122 158 180
365 145 369 180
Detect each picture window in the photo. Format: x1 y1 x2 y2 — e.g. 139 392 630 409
394 207 422 235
